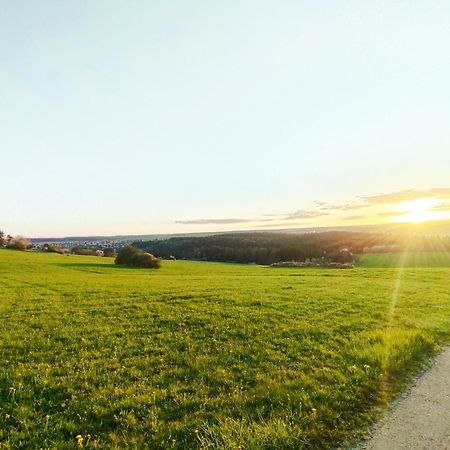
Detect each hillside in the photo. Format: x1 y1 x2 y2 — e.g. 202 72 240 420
1 250 449 448
133 231 450 265
358 251 450 268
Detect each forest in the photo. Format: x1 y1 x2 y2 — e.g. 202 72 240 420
133 231 450 265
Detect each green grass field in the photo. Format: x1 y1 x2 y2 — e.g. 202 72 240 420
357 251 450 268
1 250 449 449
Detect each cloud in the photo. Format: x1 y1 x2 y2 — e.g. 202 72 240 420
362 188 450 204
286 210 329 219
175 189 450 228
175 218 252 225
315 202 370 211
430 203 450 212
377 211 408 218
176 209 328 225
343 215 366 221
339 203 371 211
253 221 312 228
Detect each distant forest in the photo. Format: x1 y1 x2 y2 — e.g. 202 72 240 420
133 231 450 265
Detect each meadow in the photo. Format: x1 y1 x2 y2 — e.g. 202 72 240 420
1 250 449 449
357 251 450 268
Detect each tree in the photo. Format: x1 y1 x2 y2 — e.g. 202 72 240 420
7 236 32 251
42 243 65 254
71 247 97 256
115 246 140 265
115 246 161 269
131 252 161 268
102 248 117 258
0 230 5 247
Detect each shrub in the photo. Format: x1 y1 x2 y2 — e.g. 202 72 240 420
131 252 161 268
115 246 161 269
102 248 117 258
71 247 97 256
7 236 32 251
115 246 140 265
42 244 66 254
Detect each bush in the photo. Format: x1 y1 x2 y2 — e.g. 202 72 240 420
102 248 117 258
115 246 140 265
115 246 161 269
7 236 31 251
42 244 66 254
132 252 161 268
71 247 97 256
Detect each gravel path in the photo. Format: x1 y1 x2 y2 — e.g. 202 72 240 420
358 347 450 450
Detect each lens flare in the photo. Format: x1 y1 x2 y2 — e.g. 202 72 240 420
390 198 450 223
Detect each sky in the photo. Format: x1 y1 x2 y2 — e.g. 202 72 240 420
1 1 449 237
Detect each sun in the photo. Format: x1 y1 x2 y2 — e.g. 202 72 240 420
390 198 449 223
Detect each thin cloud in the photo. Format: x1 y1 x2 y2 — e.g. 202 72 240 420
175 189 450 227
377 211 408 218
176 211 326 225
286 210 329 219
175 218 252 225
430 203 450 212
339 203 371 211
343 215 366 221
253 221 312 228
315 202 370 211
258 217 285 222
362 188 450 204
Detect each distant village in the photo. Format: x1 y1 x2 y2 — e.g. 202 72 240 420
25 238 142 257
31 239 135 251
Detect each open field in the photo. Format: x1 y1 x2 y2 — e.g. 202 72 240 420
1 250 449 449
357 251 450 268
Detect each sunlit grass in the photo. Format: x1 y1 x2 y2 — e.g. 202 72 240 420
357 251 450 268
0 250 449 449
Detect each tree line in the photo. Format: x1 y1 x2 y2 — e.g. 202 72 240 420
133 231 450 265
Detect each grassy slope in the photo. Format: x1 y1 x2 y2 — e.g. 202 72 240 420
0 250 449 449
358 251 450 268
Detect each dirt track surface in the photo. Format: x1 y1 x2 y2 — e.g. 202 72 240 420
358 348 450 450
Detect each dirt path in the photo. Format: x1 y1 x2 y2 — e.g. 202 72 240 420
357 347 450 450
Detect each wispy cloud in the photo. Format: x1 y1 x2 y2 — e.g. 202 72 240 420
430 203 450 212
362 188 450 204
253 221 312 228
176 209 328 226
339 203 371 211
377 211 408 218
315 201 370 211
286 210 329 219
175 218 252 225
343 215 366 221
175 188 450 228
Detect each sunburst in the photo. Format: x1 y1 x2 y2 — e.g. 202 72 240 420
390 198 449 223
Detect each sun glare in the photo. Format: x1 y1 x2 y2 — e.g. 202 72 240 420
390 198 449 223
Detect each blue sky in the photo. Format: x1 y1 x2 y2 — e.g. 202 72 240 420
1 1 449 237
